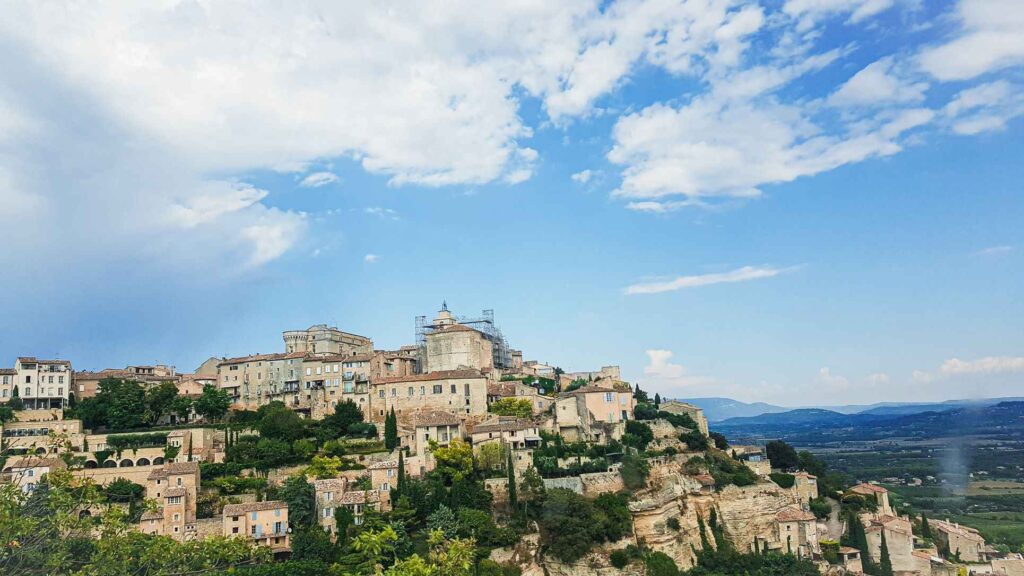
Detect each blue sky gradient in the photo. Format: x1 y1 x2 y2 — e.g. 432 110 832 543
1 0 1021 404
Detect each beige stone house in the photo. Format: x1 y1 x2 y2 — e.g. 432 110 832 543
339 489 382 526
774 506 819 557
0 455 67 493
217 352 306 412
838 546 864 573
223 501 290 554
486 381 551 414
469 416 541 449
422 306 494 374
555 384 634 443
848 483 893 515
658 400 710 436
313 478 346 535
406 409 464 455
792 471 818 504
371 371 488 423
558 366 621 388
0 417 84 454
931 519 986 561
303 351 417 420
74 365 179 400
141 461 200 540
0 368 15 401
283 324 373 356
862 514 915 572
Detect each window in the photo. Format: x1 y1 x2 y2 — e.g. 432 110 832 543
174 513 180 521
306 367 312 376
58 376 64 384
379 390 385 398
387 469 394 477
451 384 457 393
382 482 390 491
232 527 239 534
177 477 182 486
604 392 613 402
25 388 31 395
274 509 281 517
391 388 396 397
251 512 258 521
168 496 182 504
464 383 470 395
325 491 333 501
420 386 425 396
323 508 332 518
316 366 322 375
408 387 414 396
433 384 442 394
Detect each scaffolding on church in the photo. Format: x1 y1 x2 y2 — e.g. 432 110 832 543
415 303 513 372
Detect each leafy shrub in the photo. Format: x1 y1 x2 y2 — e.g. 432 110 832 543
667 517 681 531
770 473 795 489
610 550 630 569
645 552 679 576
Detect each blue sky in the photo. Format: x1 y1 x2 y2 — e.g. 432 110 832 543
1 0 1022 405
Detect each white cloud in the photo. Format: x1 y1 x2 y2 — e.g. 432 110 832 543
644 349 687 379
829 58 928 107
625 265 787 295
300 172 339 188
365 207 400 220
868 372 891 384
918 0 1024 81
942 81 1024 135
940 356 1024 375
975 245 1013 256
816 367 851 392
168 182 269 228
571 170 593 184
912 370 934 383
784 0 899 29
364 253 380 263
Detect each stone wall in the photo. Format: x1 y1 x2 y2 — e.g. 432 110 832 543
543 477 584 494
647 419 679 440
485 478 509 504
580 471 624 496
195 517 222 539
75 464 161 486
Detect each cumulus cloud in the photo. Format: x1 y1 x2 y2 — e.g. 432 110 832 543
868 372 891 384
364 253 380 263
942 81 1024 135
784 0 899 30
642 349 718 389
940 356 1024 375
918 0 1024 81
625 265 788 295
300 172 340 188
816 367 851 391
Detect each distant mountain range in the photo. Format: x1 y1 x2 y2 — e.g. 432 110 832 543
677 396 1024 423
709 401 1024 445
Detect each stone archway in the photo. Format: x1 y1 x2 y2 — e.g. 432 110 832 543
84 460 98 469
153 457 165 465
102 460 117 468
119 459 134 467
136 458 151 466
35 447 47 455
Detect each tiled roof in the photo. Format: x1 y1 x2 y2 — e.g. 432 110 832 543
408 409 462 427
793 471 817 479
223 500 288 516
140 509 164 521
218 352 305 366
471 416 536 434
5 456 67 469
931 519 984 540
18 357 71 365
165 487 187 497
147 461 199 479
314 478 346 492
776 507 816 522
0 368 16 375
838 547 860 555
487 382 518 397
167 430 187 437
340 490 381 505
849 483 888 494
374 370 484 385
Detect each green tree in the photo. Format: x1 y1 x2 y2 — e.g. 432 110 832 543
257 402 305 441
317 399 364 440
710 431 729 450
334 506 355 544
432 439 474 484
623 420 654 450
475 442 505 472
194 384 231 422
620 452 649 490
292 438 316 460
507 450 518 510
920 514 931 539
878 530 894 576
766 440 800 470
143 381 179 425
427 504 458 539
170 395 193 424
396 451 406 496
279 475 316 530
520 466 545 519
654 393 662 407
645 551 679 576
291 526 336 563
304 455 343 479
489 398 533 418
384 407 399 450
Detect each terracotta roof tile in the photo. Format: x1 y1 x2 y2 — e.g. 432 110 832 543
222 500 288 516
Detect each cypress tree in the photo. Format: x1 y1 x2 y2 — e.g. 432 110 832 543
654 393 662 407
879 530 894 576
920 514 931 539
385 407 398 450
507 449 518 510
397 450 406 496
697 514 711 551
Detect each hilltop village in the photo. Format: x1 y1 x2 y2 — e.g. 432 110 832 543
1 304 1022 576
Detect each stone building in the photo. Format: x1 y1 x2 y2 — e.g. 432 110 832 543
13 357 73 409
283 324 373 357
558 366 621 388
0 455 66 493
931 519 986 562
422 305 494 374
469 416 541 449
222 501 290 554
0 368 15 401
74 365 179 399
555 384 634 443
792 471 818 504
0 417 84 454
313 478 346 535
216 352 306 412
848 483 893 516
370 370 488 423
658 400 710 436
302 351 417 419
774 506 819 557
862 514 915 572
486 381 551 414
141 461 201 541
407 409 465 455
